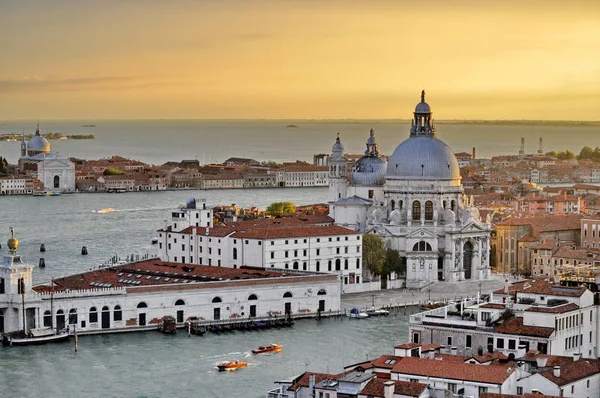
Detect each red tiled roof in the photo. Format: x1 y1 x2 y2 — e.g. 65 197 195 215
391 357 514 384
482 393 562 398
370 355 404 369
433 353 471 362
395 342 420 350
495 317 554 338
468 350 507 364
539 358 600 386
32 259 309 292
420 344 440 352
360 378 427 397
496 214 584 234
525 303 579 314
480 303 506 309
287 372 339 392
493 279 586 298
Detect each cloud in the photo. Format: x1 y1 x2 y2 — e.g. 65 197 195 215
0 75 172 93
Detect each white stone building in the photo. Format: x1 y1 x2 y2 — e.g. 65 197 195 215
408 279 600 360
19 125 75 192
0 232 340 335
158 199 371 293
0 176 33 195
328 92 492 288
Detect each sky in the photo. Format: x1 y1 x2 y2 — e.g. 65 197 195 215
1 0 599 120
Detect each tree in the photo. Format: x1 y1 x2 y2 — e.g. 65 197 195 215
103 167 124 175
266 201 296 217
362 233 386 278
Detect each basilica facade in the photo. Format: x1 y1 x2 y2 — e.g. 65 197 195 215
19 124 75 192
328 92 491 288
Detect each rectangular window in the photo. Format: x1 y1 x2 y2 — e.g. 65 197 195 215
497 338 505 349
271 241 274 245
285 251 289 258
181 244 185 251
466 335 472 348
317 238 320 243
357 246 360 253
478 387 487 395
508 339 516 350
344 247 348 253
517 387 523 395
303 249 307 256
336 247 340 254
316 249 320 256
217 249 221 256
448 383 456 393
271 252 274 259
294 250 298 257
447 336 452 346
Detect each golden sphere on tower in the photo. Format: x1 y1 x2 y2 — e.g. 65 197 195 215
7 237 19 251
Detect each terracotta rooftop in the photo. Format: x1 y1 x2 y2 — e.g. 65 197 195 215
539 358 600 386
467 350 507 364
287 372 342 392
360 378 427 397
493 279 586 298
495 317 554 338
420 344 440 352
391 357 514 384
496 214 584 234
395 342 421 350
370 355 404 369
433 353 471 362
525 303 579 314
480 303 506 309
33 259 304 293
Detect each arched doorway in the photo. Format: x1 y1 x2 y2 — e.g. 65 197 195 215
137 302 148 326
463 241 473 279
53 175 60 189
56 309 65 330
102 306 110 329
175 299 185 323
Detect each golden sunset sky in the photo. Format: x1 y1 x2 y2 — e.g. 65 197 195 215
1 0 599 120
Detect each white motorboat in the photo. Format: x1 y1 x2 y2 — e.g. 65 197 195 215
348 307 369 319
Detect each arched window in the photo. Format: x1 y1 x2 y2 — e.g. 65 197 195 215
175 299 185 306
233 247 237 260
335 259 341 271
212 297 222 303
317 289 327 295
102 306 109 312
412 201 421 221
136 302 148 309
248 294 258 301
53 175 60 189
443 200 447 209
43 310 52 327
283 291 293 298
451 200 456 211
412 241 432 252
293 261 299 270
69 308 77 325
390 200 395 210
89 306 98 323
399 200 403 209
114 305 122 321
425 201 433 221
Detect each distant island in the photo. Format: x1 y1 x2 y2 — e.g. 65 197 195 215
286 124 298 128
435 120 600 127
0 133 95 142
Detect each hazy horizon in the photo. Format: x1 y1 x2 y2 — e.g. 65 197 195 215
1 1 599 120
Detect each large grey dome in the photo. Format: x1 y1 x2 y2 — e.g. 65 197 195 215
351 156 387 186
415 101 431 114
27 134 50 153
386 136 460 180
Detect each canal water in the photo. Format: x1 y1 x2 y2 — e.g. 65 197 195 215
0 314 410 397
1 187 415 397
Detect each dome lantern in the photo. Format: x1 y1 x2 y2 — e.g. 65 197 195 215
7 227 19 255
411 90 436 138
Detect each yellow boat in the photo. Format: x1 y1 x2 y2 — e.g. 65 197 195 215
252 343 282 354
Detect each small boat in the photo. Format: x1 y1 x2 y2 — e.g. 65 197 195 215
158 316 177 334
151 237 159 244
2 328 71 347
252 343 282 354
95 208 116 214
216 360 248 371
48 191 61 196
366 308 390 317
348 307 369 319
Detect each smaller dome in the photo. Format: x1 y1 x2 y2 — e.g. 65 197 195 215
351 156 387 186
332 134 344 153
415 101 431 114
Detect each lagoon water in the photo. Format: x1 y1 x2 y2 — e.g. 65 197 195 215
0 188 414 398
1 120 599 165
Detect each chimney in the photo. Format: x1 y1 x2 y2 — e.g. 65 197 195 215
384 381 395 398
504 279 510 295
573 352 581 362
309 374 316 389
517 361 525 370
439 345 446 354
536 357 548 368
517 344 527 359
450 347 458 356
205 227 209 236
553 366 561 378
472 147 476 160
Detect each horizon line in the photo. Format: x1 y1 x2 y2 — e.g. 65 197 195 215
1 118 599 123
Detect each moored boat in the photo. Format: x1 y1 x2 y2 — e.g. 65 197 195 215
348 307 369 319
252 343 282 354
216 360 248 371
151 237 159 244
2 328 71 347
158 316 177 334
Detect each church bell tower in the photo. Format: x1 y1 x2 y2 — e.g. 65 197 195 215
328 134 348 202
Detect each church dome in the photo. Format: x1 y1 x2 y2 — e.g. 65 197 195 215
415 101 431 114
27 125 51 154
386 136 460 180
332 134 344 153
351 156 387 185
